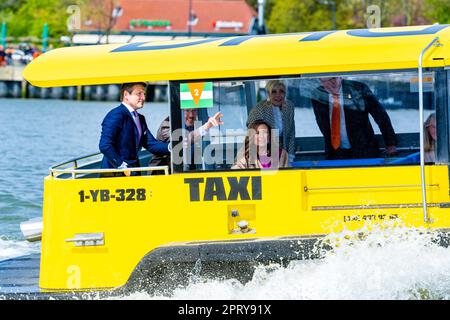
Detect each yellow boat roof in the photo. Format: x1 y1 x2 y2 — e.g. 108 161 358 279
24 25 450 87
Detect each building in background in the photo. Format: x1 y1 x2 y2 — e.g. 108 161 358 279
72 0 260 45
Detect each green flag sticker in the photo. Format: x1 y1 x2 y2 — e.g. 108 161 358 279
180 82 213 109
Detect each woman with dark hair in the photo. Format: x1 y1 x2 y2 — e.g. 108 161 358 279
232 120 289 169
247 80 296 161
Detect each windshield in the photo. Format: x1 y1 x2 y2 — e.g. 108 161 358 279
167 69 444 173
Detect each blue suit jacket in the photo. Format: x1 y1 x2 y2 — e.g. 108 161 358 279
99 104 169 169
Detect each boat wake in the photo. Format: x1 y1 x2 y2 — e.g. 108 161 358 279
3 225 449 300
0 238 40 262
111 226 450 300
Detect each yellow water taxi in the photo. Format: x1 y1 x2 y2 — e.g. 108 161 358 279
2 24 450 298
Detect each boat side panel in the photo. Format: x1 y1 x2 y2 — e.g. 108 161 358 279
39 165 450 291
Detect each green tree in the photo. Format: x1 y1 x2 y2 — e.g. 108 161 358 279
0 0 26 26
362 0 429 27
267 0 355 33
0 0 27 11
424 0 450 24
246 0 258 8
265 0 433 34
8 0 83 43
267 0 324 33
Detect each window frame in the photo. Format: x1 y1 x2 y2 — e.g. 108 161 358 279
167 67 449 174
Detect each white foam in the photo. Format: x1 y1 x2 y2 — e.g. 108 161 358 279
2 226 448 300
0 238 40 262
113 227 450 300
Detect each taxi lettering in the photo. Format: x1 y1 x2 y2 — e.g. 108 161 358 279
184 176 262 201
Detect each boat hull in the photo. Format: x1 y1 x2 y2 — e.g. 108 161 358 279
35 165 450 292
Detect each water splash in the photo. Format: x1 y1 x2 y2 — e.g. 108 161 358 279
0 238 40 262
189 258 203 284
112 226 450 300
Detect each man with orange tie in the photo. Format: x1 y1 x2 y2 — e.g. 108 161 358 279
311 77 397 160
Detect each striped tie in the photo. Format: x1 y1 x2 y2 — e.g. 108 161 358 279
133 111 143 140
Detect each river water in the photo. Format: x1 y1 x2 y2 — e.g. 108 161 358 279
1 98 450 299
0 98 169 259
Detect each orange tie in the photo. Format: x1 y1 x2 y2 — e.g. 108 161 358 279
331 93 341 150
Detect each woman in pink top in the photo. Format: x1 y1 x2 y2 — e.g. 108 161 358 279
232 120 289 169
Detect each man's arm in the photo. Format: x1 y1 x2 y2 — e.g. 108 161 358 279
311 91 329 139
186 112 224 144
143 129 171 155
362 83 398 150
99 111 124 168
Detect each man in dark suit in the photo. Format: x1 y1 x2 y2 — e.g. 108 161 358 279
99 82 170 176
311 77 397 160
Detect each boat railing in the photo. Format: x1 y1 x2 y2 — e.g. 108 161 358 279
49 152 169 179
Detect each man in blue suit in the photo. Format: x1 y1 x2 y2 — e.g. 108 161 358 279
99 82 170 177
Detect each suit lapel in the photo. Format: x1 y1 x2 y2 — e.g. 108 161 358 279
317 86 331 133
342 81 351 124
138 114 146 145
342 81 351 107
342 81 355 144
120 104 141 147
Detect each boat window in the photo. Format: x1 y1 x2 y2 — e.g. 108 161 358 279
169 70 444 173
170 80 249 173
293 71 439 168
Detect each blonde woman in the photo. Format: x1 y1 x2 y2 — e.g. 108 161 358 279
424 113 436 163
232 120 289 169
247 80 295 161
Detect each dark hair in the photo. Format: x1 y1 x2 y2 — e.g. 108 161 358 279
244 120 272 167
120 82 147 100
